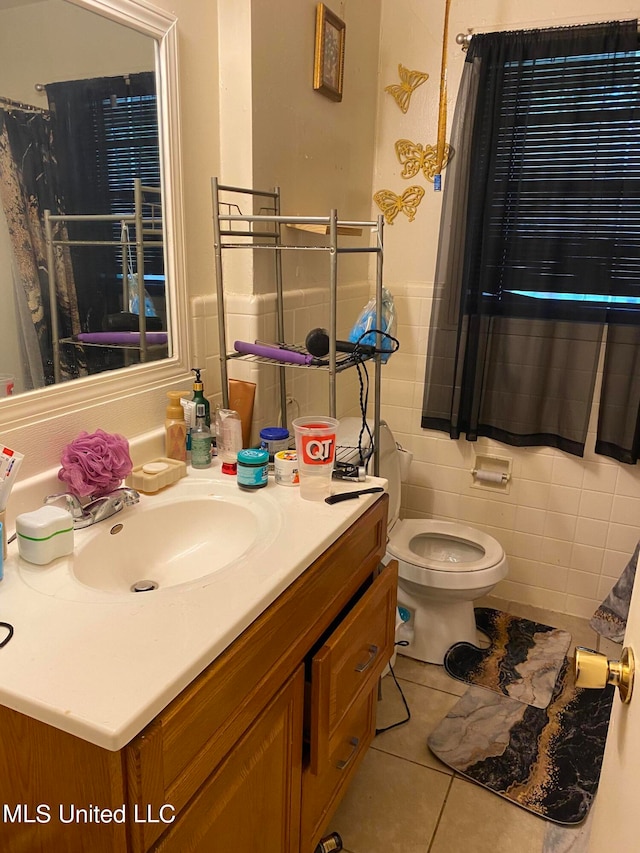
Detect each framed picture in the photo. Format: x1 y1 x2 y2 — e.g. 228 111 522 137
313 3 346 102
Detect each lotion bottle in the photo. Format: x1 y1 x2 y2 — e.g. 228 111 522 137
165 391 187 462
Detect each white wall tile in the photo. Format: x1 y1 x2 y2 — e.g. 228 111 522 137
544 512 577 541
547 484 581 515
583 461 618 494
540 538 573 569
606 523 640 556
574 517 609 549
578 490 613 522
570 543 604 575
567 570 600 599
611 494 640 527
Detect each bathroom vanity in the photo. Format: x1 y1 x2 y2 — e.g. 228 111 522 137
0 486 394 852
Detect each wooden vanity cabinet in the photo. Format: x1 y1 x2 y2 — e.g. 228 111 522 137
0 496 395 853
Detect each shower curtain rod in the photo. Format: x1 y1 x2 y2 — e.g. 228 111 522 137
0 95 46 114
456 20 640 49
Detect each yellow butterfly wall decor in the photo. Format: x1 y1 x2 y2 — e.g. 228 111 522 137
373 186 425 225
384 64 429 114
395 139 454 183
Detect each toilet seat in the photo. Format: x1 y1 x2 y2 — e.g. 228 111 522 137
387 519 504 573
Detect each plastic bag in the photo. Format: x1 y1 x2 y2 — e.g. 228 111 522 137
123 221 157 318
348 287 397 363
127 273 158 318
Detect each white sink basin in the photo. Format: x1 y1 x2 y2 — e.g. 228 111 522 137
18 479 283 600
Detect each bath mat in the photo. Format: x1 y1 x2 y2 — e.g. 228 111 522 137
444 608 572 709
428 657 614 825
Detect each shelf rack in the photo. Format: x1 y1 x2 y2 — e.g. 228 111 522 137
211 178 385 475
45 179 165 383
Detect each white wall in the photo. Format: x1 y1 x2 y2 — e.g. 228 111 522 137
375 0 640 618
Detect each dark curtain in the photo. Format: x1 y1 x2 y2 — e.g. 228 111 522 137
0 106 84 386
46 73 157 335
422 21 640 460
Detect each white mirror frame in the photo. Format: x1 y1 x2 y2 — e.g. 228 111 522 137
0 0 189 432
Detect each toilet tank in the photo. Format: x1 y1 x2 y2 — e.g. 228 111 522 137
337 417 401 530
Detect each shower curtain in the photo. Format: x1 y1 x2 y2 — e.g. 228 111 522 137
0 105 84 388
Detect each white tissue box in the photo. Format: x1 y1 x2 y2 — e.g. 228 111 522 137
16 506 74 565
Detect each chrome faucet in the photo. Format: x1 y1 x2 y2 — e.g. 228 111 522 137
44 487 140 529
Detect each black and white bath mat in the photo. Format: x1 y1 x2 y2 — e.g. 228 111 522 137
444 608 572 709
428 657 614 825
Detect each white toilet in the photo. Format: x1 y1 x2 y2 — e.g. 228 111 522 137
337 418 509 665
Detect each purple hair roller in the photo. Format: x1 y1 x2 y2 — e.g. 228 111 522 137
233 340 314 365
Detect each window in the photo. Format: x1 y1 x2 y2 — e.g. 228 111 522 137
472 35 640 324
422 21 640 462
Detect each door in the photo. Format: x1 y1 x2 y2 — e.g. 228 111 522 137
588 550 639 850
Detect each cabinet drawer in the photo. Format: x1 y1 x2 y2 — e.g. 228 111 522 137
302 685 376 852
308 560 397 775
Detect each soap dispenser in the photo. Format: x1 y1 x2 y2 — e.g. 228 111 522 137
165 391 188 462
191 368 210 427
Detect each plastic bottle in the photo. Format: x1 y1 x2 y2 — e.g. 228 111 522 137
191 403 212 469
165 391 187 462
191 368 211 427
216 409 243 474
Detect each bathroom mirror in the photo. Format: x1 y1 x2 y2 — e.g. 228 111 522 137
0 0 188 423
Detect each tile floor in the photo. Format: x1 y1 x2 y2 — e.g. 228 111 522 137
327 596 616 853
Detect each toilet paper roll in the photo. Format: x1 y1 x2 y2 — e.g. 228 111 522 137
474 470 505 484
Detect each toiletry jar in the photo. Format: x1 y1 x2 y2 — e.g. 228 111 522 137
16 506 74 565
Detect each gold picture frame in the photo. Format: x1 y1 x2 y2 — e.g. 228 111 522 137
313 3 346 102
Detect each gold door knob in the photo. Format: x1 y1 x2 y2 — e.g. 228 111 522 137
574 646 635 703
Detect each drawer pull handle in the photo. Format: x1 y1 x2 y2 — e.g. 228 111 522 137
336 737 359 770
355 644 379 673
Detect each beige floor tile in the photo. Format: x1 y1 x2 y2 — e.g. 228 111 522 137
430 777 547 853
393 653 468 696
372 676 460 772
330 748 451 853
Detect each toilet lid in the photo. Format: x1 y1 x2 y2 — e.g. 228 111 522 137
387 519 504 572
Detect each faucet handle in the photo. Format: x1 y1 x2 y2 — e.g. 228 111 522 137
119 488 140 506
44 492 85 519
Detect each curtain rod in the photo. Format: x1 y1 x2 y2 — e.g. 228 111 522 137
456 20 640 49
0 95 46 114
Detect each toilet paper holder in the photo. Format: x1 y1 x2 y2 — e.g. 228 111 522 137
471 454 512 491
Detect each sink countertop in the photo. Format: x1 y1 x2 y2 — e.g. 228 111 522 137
0 465 387 751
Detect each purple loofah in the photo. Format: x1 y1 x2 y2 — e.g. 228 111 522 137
58 429 133 498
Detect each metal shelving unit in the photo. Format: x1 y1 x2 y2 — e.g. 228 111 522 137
45 179 165 383
211 178 385 474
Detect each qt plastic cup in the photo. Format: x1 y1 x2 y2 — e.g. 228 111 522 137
292 416 339 501
0 375 14 398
